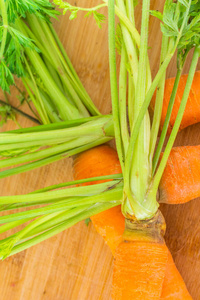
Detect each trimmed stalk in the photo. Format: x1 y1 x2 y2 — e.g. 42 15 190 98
149 35 169 163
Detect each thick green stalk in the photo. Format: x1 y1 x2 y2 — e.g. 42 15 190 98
123 42 175 198
103 0 140 47
0 219 32 235
0 136 112 179
21 78 47 124
126 0 135 24
24 58 50 124
0 116 113 145
108 0 124 171
0 181 123 205
119 43 129 154
116 0 139 89
150 47 200 197
0 136 103 168
152 67 182 173
149 36 169 163
33 173 123 193
124 0 152 219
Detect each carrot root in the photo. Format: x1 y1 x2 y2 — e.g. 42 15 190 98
151 71 200 134
112 229 168 300
159 145 200 204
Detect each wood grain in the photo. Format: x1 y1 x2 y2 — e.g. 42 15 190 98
0 1 200 299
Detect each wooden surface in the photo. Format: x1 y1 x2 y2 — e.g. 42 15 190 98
1 1 200 299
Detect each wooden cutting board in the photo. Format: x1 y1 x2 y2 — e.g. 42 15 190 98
1 1 200 299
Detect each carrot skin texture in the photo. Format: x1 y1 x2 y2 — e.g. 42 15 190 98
161 252 192 300
159 146 200 204
112 235 168 300
151 71 200 133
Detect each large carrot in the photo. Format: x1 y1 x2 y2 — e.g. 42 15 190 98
73 145 192 299
112 217 168 300
159 145 200 204
151 71 200 133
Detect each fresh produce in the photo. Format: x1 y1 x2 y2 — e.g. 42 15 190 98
0 0 200 299
74 144 192 298
151 71 200 134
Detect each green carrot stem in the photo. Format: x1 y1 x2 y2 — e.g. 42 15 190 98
119 43 129 154
21 205 91 239
152 46 200 193
37 89 62 123
33 173 123 194
123 43 175 193
0 136 101 168
0 136 112 179
125 0 135 24
24 58 50 124
0 187 122 224
116 0 138 89
0 0 8 58
47 21 100 116
108 0 124 171
128 74 134 129
0 219 32 234
124 0 151 218
149 35 169 163
0 116 113 145
27 14 90 118
8 202 120 258
0 181 123 205
21 78 47 124
152 68 182 174
4 116 103 134
103 0 140 47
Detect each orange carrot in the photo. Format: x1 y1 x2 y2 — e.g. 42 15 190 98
151 71 200 133
73 145 124 253
159 145 200 204
112 225 168 300
73 145 192 299
161 252 192 300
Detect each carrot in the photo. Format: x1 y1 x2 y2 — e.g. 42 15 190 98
161 252 192 300
112 220 168 300
73 145 124 253
151 71 200 134
159 145 200 204
73 145 192 299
